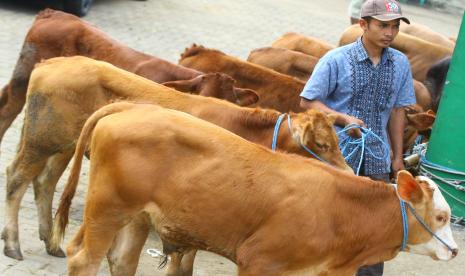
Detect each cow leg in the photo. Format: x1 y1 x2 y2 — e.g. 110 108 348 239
68 192 131 276
33 151 73 257
68 222 128 276
67 223 86 259
0 42 37 147
158 237 196 276
165 249 197 276
107 213 151 276
0 85 26 147
2 152 47 260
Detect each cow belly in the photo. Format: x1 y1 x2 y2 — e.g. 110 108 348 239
146 208 235 260
284 262 330 276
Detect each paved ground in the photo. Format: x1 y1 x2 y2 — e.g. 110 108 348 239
0 0 464 275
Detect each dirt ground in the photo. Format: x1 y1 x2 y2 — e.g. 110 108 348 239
0 0 464 275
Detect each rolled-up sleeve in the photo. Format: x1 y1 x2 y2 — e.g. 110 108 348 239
394 57 416 107
300 56 337 101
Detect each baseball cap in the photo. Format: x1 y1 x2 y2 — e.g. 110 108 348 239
361 0 410 24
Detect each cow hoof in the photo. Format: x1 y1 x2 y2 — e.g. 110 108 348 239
47 246 66 258
4 247 24 260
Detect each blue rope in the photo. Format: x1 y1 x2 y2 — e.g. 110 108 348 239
271 114 286 151
287 115 327 163
399 199 409 251
406 204 456 252
398 196 455 252
271 114 328 164
337 124 390 175
420 153 465 176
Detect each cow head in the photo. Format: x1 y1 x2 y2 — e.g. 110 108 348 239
163 73 259 106
396 170 458 260
290 109 353 173
403 105 436 153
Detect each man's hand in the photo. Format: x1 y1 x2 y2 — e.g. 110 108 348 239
391 157 405 176
342 114 366 138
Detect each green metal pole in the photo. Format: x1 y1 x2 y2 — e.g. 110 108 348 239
425 12 465 218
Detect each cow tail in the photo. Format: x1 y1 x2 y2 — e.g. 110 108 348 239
50 101 142 252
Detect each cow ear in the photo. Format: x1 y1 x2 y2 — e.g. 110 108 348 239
162 76 202 93
235 88 259 106
406 112 436 131
397 170 424 205
299 121 314 147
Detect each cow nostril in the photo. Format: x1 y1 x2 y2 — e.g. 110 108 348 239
452 248 459 258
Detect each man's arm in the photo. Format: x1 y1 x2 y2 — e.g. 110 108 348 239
388 107 406 175
300 98 365 137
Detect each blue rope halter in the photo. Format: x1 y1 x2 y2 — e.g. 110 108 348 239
399 198 455 252
337 124 390 175
271 113 327 164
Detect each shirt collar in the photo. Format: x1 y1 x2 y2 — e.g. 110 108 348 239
354 37 394 65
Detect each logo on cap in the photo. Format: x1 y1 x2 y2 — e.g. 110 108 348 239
385 2 399 13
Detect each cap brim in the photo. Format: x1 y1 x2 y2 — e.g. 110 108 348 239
372 14 410 24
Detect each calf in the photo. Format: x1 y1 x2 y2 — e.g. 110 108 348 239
271 32 334 58
247 47 318 81
403 105 436 154
339 25 452 82
179 44 306 112
53 102 457 276
2 56 351 261
0 9 256 147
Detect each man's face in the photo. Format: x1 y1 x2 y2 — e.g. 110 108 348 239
360 18 400 48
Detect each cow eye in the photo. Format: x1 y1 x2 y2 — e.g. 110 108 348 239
436 215 446 223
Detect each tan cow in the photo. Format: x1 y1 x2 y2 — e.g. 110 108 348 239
52 102 458 276
247 47 318 81
400 22 456 51
339 25 452 82
271 32 335 58
2 56 351 261
179 44 306 112
0 9 257 147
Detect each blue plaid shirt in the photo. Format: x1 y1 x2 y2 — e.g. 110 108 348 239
300 38 415 175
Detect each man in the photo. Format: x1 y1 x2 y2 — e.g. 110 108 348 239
300 1 415 274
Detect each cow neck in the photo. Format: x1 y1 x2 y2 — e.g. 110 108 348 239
332 178 405 261
236 108 285 147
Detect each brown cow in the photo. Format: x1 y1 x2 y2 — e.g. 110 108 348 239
0 9 257 147
339 24 452 82
179 44 306 112
403 105 436 154
162 73 258 106
247 47 318 81
400 22 456 51
271 32 334 58
52 102 457 276
2 56 351 261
